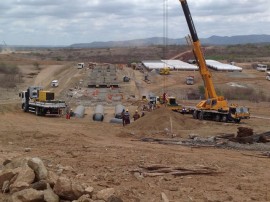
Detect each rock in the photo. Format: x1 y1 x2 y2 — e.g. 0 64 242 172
9 165 35 193
107 195 123 202
2 159 12 166
133 172 144 181
2 180 10 193
76 194 93 202
12 188 44 202
0 169 16 188
96 188 115 201
30 180 48 190
161 192 169 202
53 176 84 200
3 157 30 170
84 186 94 196
47 170 59 188
24 148 32 152
28 157 48 181
44 183 59 202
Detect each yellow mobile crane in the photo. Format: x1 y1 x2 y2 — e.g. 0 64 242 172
179 0 250 123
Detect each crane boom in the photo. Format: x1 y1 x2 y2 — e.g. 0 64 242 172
179 0 218 99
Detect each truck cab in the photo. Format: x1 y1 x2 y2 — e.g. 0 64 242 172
77 63 85 69
51 80 59 87
257 64 267 72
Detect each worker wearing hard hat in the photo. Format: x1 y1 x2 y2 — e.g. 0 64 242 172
133 110 140 121
123 109 130 126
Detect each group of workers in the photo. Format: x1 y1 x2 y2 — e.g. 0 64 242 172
121 109 144 126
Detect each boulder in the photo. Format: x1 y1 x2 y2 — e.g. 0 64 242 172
3 157 30 170
53 176 84 200
96 188 115 201
10 165 35 193
30 180 47 190
47 170 58 188
12 188 44 202
0 169 16 188
44 183 59 202
28 157 48 181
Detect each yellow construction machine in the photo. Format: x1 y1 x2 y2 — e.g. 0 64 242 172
178 0 250 123
159 67 170 75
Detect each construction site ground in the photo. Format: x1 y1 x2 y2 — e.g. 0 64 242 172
0 52 270 202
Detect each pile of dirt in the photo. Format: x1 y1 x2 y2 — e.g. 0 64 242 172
127 107 201 132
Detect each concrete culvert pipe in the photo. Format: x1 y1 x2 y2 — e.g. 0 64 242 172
110 118 123 124
115 104 125 119
74 105 85 118
93 105 104 121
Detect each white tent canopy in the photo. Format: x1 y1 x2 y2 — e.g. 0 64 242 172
206 60 242 71
142 60 198 71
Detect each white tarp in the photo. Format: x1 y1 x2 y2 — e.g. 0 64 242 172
206 60 242 71
142 60 198 71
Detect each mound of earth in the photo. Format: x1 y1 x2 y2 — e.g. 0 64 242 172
127 107 201 132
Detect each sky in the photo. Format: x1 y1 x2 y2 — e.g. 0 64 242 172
0 0 270 46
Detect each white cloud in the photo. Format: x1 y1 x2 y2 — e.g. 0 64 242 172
0 0 269 45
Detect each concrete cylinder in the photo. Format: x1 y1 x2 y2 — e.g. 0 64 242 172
115 104 125 119
74 105 85 118
93 105 104 121
110 118 123 124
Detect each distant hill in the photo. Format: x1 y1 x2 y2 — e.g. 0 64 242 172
70 35 270 48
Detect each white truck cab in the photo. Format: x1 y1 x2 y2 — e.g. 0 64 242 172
257 64 268 72
77 63 85 69
51 80 59 87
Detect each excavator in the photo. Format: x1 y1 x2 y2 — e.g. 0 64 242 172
178 0 250 123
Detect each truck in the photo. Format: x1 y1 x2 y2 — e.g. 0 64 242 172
256 64 267 72
179 0 250 123
77 63 85 69
51 80 59 87
19 86 66 116
186 76 194 85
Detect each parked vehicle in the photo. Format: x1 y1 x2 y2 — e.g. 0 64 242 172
257 64 268 72
51 80 59 87
19 86 66 116
77 63 85 69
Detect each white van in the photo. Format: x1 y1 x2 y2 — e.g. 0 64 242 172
266 72 270 81
257 64 267 72
77 63 85 69
51 80 59 87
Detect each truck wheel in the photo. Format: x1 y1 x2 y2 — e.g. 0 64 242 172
234 119 241 123
23 104 28 112
214 114 220 122
35 108 39 116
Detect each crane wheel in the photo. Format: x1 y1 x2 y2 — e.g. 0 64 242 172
221 115 228 122
198 112 204 120
214 114 220 122
192 111 198 119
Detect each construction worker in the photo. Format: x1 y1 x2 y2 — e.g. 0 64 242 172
123 109 130 126
133 110 140 121
121 109 125 126
141 111 145 117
